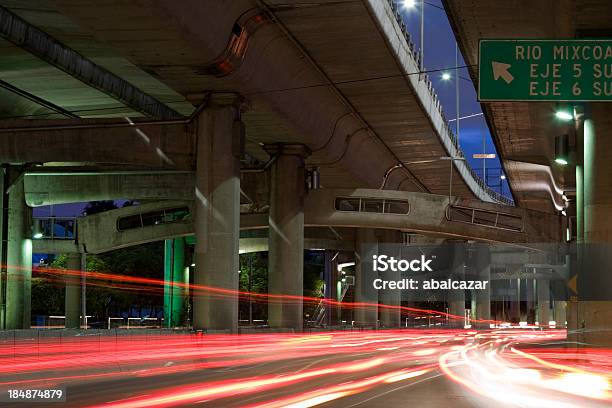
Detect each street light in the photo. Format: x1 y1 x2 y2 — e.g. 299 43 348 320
555 103 574 121
32 219 43 239
500 174 506 180
555 110 574 121
403 0 416 8
441 72 451 81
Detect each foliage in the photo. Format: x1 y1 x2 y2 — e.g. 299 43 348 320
82 200 117 216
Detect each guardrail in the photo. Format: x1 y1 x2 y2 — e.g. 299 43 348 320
446 204 524 232
386 0 513 206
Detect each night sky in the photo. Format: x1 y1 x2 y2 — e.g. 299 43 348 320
34 0 509 218
400 0 510 194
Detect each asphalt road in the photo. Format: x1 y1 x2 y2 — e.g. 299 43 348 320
0 329 608 408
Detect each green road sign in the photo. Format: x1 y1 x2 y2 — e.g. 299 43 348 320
479 39 612 101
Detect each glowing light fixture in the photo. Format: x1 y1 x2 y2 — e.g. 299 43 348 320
403 0 416 8
32 219 43 239
555 110 574 121
500 174 506 180
441 72 451 81
555 103 574 121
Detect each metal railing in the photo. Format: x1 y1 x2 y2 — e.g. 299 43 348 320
386 0 513 206
446 204 524 232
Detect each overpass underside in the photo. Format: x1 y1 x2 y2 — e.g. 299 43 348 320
0 0 561 332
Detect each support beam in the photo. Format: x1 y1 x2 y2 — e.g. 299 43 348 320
25 171 194 207
193 95 242 332
0 120 191 167
266 144 310 330
164 238 188 327
64 253 82 329
0 6 181 119
5 178 32 329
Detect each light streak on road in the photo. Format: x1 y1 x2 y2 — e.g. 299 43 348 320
0 328 607 407
0 266 609 406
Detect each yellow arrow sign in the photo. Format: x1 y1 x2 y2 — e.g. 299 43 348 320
567 275 577 294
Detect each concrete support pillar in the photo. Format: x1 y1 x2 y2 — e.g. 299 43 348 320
80 253 87 328
579 105 612 345
554 300 566 327
525 277 535 324
537 280 550 326
164 238 188 327
5 178 32 329
0 167 6 329
193 95 242 331
324 250 340 326
378 230 401 328
448 244 465 328
265 144 310 330
473 246 491 328
354 229 378 327
568 110 584 341
508 275 521 324
64 253 82 329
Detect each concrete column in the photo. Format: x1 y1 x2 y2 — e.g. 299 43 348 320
579 105 612 345
568 109 584 341
265 144 310 330
164 238 188 327
64 253 82 329
324 250 340 326
448 244 465 328
508 275 521 324
378 230 401 328
473 246 491 328
193 95 242 331
537 279 550 326
525 277 535 324
0 167 6 329
354 229 378 327
5 179 32 329
80 253 87 328
554 300 566 327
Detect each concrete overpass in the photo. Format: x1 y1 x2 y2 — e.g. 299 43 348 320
31 188 559 255
0 0 566 332
444 0 612 345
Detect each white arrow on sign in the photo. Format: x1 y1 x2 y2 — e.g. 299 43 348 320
492 61 514 84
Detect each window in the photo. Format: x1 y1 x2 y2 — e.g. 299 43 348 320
335 197 409 215
361 199 383 213
384 200 410 214
117 207 191 231
335 198 360 212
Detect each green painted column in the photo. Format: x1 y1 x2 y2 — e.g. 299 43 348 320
164 238 188 328
5 179 32 329
579 105 612 346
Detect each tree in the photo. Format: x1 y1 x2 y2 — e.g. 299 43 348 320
82 200 117 216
